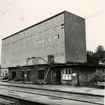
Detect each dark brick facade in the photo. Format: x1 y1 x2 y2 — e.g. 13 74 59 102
8 63 105 86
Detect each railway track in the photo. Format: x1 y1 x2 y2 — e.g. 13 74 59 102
0 96 20 105
0 96 45 105
0 84 104 105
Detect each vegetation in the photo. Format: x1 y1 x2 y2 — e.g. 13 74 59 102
87 45 105 65
88 71 105 87
89 71 105 83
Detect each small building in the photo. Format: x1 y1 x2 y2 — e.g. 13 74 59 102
8 63 105 86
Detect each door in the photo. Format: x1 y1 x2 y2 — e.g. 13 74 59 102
56 71 61 84
21 71 25 81
27 71 31 81
12 71 16 78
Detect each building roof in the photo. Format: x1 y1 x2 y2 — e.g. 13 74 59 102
3 11 65 40
2 10 84 40
8 62 105 69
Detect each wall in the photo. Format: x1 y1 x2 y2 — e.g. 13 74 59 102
51 68 61 84
8 65 51 84
0 68 8 77
64 11 86 63
60 67 95 86
79 67 95 86
8 65 104 86
61 67 78 86
1 13 65 68
9 68 21 80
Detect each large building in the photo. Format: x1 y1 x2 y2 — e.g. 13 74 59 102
1 11 86 68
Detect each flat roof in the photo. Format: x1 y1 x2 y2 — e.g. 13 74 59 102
2 11 65 40
8 63 105 69
2 10 84 40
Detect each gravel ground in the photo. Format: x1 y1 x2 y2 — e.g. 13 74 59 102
0 97 45 105
0 97 19 105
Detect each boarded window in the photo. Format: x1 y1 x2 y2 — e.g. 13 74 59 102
38 70 44 79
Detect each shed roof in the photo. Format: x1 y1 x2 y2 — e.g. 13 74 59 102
8 62 105 69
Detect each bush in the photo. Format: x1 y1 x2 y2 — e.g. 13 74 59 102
89 71 105 85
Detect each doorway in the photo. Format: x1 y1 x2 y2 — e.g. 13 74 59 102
56 71 61 84
12 71 16 78
21 71 25 81
27 71 31 81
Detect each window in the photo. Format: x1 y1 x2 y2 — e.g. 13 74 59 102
75 23 78 26
41 39 44 44
37 39 41 44
68 69 71 74
48 37 52 42
61 24 64 26
53 26 58 31
76 49 79 52
38 70 44 79
62 68 72 80
61 23 64 29
76 58 79 61
54 34 59 40
66 69 68 74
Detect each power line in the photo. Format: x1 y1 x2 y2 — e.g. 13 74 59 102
84 11 101 18
84 11 104 19
0 8 13 17
0 0 17 13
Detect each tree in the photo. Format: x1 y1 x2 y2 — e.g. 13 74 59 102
87 45 105 65
94 45 105 64
96 45 104 52
87 51 94 64
89 71 105 84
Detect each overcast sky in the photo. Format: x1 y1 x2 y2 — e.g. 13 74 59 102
0 0 105 62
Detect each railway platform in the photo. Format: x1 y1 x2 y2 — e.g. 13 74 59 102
0 81 104 105
0 81 104 96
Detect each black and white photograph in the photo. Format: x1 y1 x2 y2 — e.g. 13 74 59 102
0 0 105 105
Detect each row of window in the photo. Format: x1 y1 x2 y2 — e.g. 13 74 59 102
35 34 59 45
2 23 63 46
2 41 64 57
2 34 60 51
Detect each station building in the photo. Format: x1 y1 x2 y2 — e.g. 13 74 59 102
8 63 105 86
1 11 90 85
1 11 86 69
1 11 105 86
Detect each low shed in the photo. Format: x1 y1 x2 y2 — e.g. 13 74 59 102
8 63 105 86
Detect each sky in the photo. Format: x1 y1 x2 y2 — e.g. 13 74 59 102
0 0 105 62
